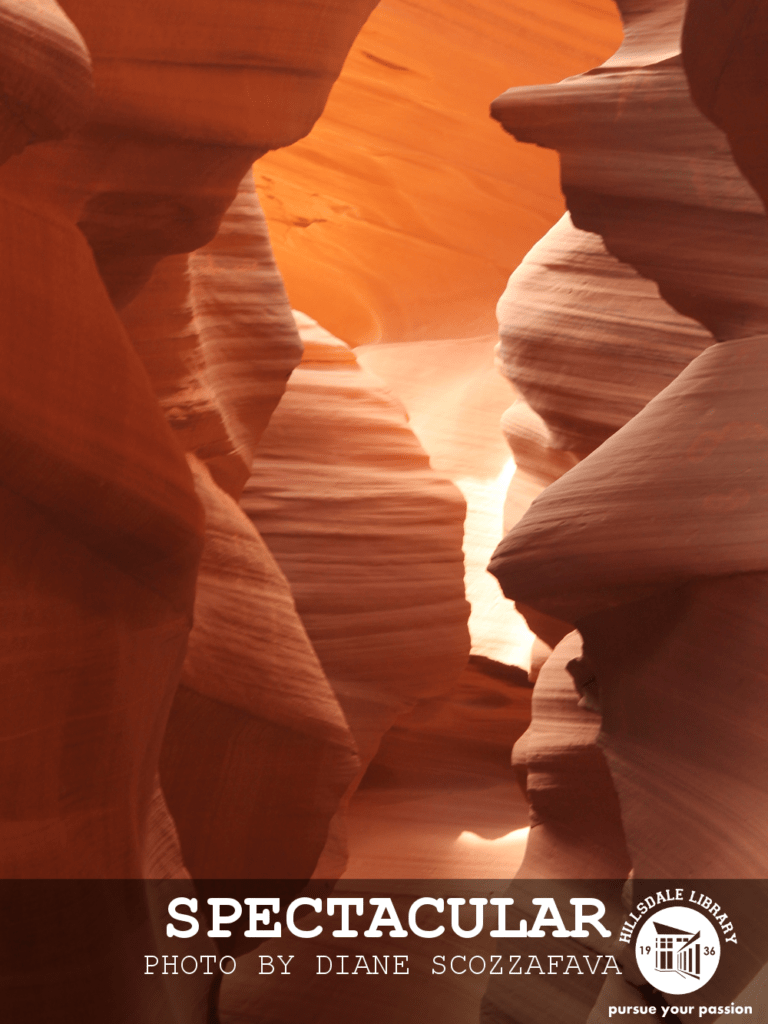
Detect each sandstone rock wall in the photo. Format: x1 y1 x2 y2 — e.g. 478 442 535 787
242 313 471 871
9 1 768 1022
487 0 768 952
684 0 768 215
485 4 768 1018
254 0 622 345
0 0 384 881
0 1 394 1020
0 0 93 161
251 0 621 675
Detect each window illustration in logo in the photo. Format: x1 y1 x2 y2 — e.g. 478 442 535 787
635 906 721 995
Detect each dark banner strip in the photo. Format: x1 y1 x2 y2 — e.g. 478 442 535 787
1 879 765 1023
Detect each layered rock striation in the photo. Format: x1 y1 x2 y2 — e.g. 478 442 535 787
0 0 93 161
255 0 622 345
119 185 361 885
484 2 768 1017
0 0 383 886
489 0 768 888
0 0 396 1020
243 312 470 871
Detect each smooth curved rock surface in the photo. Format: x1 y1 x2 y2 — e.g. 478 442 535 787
0 0 385 1019
492 336 768 621
0 133 202 884
242 312 471 871
120 182 361 885
684 0 768 217
0 0 93 162
250 0 623 681
491 0 750 581
190 173 304 495
489 0 768 889
494 213 711 669
255 0 622 345
511 632 630 881
59 0 380 147
496 212 712 457
0 5 205 1017
577 571 768 878
121 171 303 499
35 0 381 310
0 0 381 890
358 336 536 668
161 455 358 881
492 0 768 344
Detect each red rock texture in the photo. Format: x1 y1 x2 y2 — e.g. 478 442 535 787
0 0 381 888
189 175 305 492
245 1 624 678
0 0 93 160
0 0 392 1020
0 84 202 885
493 0 768 344
496 214 712 460
8 0 768 1020
511 632 630 882
489 0 768 895
491 0 767 595
242 313 471 872
120 173 305 498
684 0 768 219
164 453 358 882
255 0 622 345
357 337 537 669
117 181 362 885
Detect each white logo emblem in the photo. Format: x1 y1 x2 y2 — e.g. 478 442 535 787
635 906 720 994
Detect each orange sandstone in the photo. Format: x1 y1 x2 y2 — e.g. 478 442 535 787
255 0 623 346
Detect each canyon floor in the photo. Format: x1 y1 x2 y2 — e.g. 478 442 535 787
343 664 533 879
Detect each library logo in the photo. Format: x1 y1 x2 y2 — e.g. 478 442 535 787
635 906 720 995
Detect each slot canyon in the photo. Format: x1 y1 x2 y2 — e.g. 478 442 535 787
1 0 767 1021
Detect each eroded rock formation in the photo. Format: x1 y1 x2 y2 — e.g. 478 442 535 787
683 1 768 214
242 312 470 871
490 0 768 875
253 0 622 346
248 0 623 678
485 0 768 1017
119 178 359 886
0 0 397 1020
7 0 768 1021
0 0 93 161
